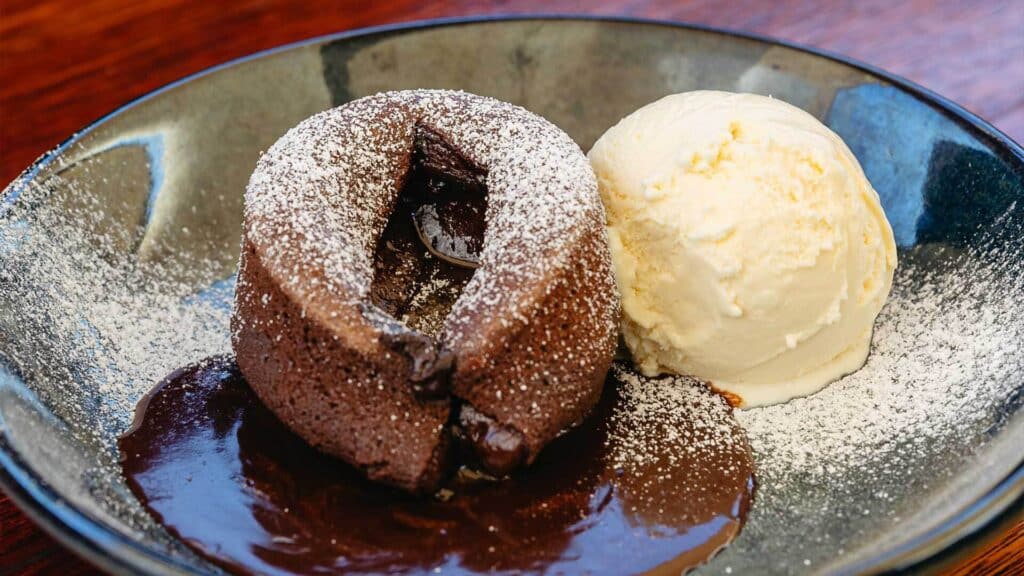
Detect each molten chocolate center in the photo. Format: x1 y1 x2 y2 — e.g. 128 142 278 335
369 125 486 336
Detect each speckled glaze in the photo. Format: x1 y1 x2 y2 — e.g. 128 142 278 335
1 17 1023 576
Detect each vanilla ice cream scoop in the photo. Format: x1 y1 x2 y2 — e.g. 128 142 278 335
589 91 897 407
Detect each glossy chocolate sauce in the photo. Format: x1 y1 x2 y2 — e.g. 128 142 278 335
119 357 754 576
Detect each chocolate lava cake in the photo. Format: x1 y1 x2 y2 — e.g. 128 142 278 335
232 90 619 493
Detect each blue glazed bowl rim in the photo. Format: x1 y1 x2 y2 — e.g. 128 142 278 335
1 14 1022 575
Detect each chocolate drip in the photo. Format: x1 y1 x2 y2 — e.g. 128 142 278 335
405 340 455 400
456 404 529 477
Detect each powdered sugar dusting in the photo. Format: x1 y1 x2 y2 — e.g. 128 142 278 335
604 363 754 540
0 163 232 550
739 247 1024 480
1 176 232 446
609 364 745 472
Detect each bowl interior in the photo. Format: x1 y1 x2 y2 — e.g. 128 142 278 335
2 18 1023 575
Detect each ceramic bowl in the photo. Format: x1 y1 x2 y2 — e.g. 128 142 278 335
1 17 1023 575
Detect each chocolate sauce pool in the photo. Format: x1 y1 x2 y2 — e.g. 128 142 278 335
119 357 754 575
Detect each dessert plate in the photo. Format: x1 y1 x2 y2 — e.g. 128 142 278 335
1 16 1023 575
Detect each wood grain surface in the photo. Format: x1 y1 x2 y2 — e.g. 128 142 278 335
1 1 1022 574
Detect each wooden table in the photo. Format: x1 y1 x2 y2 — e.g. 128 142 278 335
1 1 1022 574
